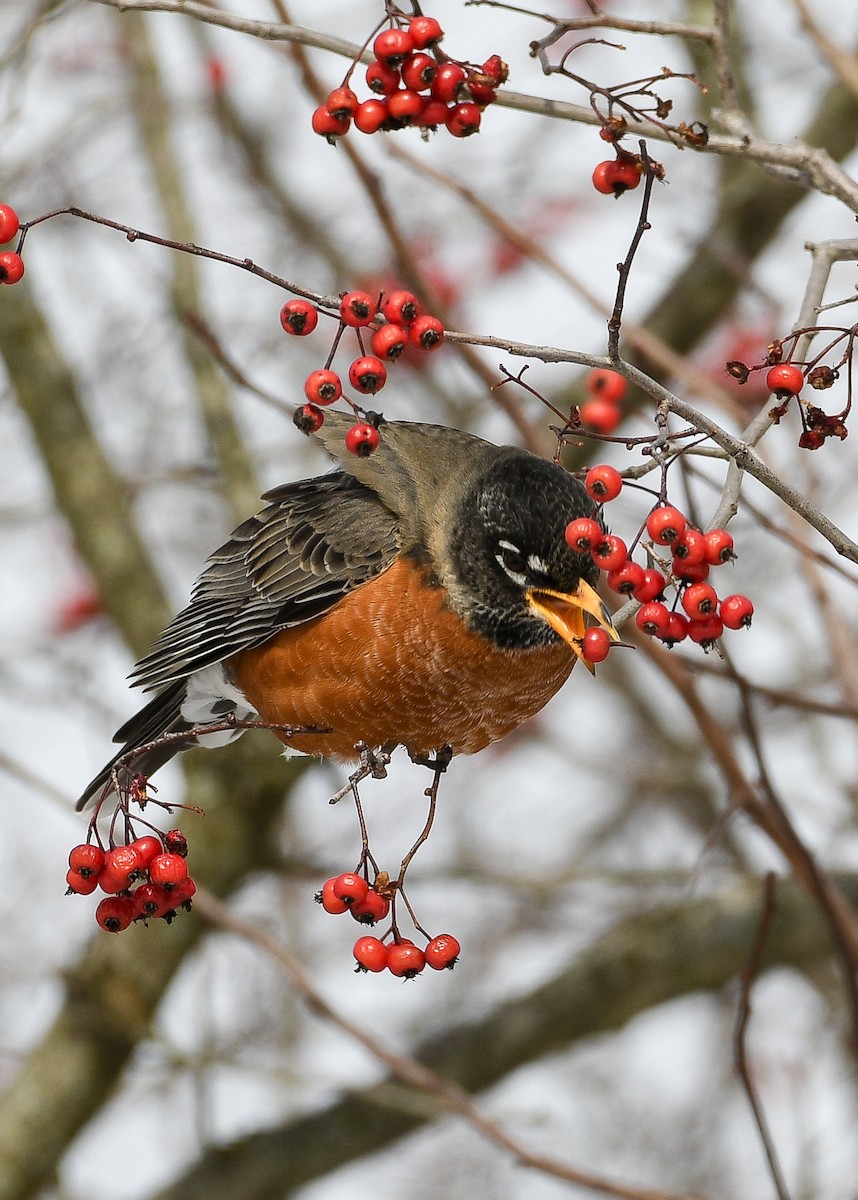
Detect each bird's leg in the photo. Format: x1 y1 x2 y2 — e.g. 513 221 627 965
327 741 392 806
390 749 450 940
405 744 453 773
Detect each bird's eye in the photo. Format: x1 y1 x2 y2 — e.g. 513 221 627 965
497 541 527 577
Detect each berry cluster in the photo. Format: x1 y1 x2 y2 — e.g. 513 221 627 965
317 870 460 979
66 828 196 932
579 368 628 435
566 472 753 661
727 342 850 450
284 288 444 455
313 15 507 143
0 204 24 284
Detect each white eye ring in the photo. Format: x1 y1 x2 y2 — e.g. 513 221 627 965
496 539 528 586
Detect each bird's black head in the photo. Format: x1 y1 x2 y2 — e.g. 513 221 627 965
446 452 615 651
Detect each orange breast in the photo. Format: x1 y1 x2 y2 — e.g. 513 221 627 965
227 557 575 761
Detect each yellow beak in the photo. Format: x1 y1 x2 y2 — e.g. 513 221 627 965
526 580 619 674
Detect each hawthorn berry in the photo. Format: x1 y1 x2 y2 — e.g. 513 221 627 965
585 464 623 502
350 887 390 924
663 611 689 644
636 601 672 638
164 829 189 856
304 369 342 406
417 98 450 129
348 355 387 394
345 423 381 457
607 559 645 596
311 106 350 141
633 568 666 604
280 298 318 336
687 614 724 647
582 627 612 664
704 528 735 565
591 534 628 573
382 290 420 326
579 398 621 434
331 872 369 906
671 527 706 566
354 98 389 134
353 935 388 973
587 369 627 403
170 876 197 909
408 15 444 49
446 102 481 138
424 934 461 970
130 835 163 868
373 28 413 67
100 844 144 893
96 895 136 933
149 853 189 890
482 55 509 86
409 314 444 351
0 204 19 243
133 883 172 919
592 159 640 196
318 877 349 914
370 323 408 361
468 81 497 108
720 593 754 629
766 363 803 396
386 941 426 978
386 88 422 125
0 251 24 284
326 87 358 119
401 52 437 91
646 506 687 546
565 516 602 552
681 582 719 619
66 868 99 896
431 63 466 103
339 291 375 327
365 60 401 96
68 843 106 878
294 403 325 434
672 559 710 584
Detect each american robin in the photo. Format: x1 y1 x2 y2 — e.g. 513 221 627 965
76 412 616 809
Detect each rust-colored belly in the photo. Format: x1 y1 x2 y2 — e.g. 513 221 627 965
227 558 575 761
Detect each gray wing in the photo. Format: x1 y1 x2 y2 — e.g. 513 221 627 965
129 472 402 691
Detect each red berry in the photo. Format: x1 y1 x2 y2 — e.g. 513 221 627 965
565 516 603 552
132 883 172 919
331 872 369 906
344 423 381 457
149 852 189 890
632 568 666 604
366 60 400 96
0 251 24 284
446 102 481 138
579 398 621 434
96 895 136 933
417 97 451 128
582 627 612 664
130 836 163 868
353 935 388 973
720 593 754 629
681 582 719 619
348 355 387 394
587 369 627 403
354 98 389 134
663 611 689 644
687 614 724 646
673 559 710 584
386 941 426 978
373 28 413 66
164 829 189 856
432 63 467 103
382 290 420 326
672 527 706 566
585 464 623 502
371 323 408 361
170 876 197 909
409 314 444 351
703 528 735 565
635 601 672 638
280 298 318 336
317 877 349 914
592 159 640 196
100 844 144 892
401 52 437 91
304 368 342 406
326 86 358 119
468 81 497 108
424 933 461 970
66 868 99 896
339 290 376 327
766 363 803 396
387 88 424 125
408 15 444 49
646 506 687 546
607 559 645 596
68 843 106 878
0 204 20 244
350 887 391 924
294 403 325 434
481 55 509 85
311 106 350 140
591 534 627 573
